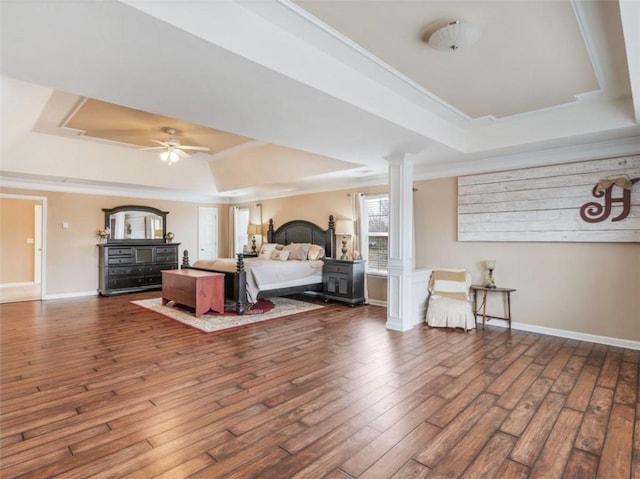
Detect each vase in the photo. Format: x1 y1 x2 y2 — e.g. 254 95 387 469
98 236 108 244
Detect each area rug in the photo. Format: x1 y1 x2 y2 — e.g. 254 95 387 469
131 296 325 333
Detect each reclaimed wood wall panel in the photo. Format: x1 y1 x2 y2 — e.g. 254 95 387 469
458 155 640 242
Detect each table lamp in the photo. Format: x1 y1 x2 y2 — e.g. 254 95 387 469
247 224 261 253
334 220 354 260
486 259 496 288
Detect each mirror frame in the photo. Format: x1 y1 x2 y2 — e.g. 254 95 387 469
102 205 169 243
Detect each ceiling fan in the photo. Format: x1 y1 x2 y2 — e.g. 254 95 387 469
140 128 210 164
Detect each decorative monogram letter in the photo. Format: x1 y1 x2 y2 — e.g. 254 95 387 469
580 177 639 223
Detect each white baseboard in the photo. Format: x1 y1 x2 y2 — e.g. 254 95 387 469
45 290 99 300
367 299 387 307
0 282 38 288
476 317 640 351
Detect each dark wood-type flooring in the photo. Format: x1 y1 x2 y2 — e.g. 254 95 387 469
1 292 638 478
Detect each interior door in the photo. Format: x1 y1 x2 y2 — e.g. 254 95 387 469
198 207 218 261
0 195 45 303
34 204 42 284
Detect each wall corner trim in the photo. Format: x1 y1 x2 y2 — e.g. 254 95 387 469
385 318 413 332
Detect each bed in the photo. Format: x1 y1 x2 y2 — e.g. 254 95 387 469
182 215 335 315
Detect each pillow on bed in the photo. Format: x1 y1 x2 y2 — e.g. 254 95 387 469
258 243 278 260
307 244 325 260
271 250 290 261
283 243 311 261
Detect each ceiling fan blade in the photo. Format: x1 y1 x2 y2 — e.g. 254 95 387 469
175 149 191 159
147 139 171 147
180 145 211 152
138 146 165 151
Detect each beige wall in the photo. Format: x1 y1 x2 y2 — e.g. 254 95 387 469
240 186 389 302
0 197 39 283
257 190 352 230
0 188 226 295
244 185 385 247
241 177 640 342
367 275 387 303
414 177 640 342
3 175 638 342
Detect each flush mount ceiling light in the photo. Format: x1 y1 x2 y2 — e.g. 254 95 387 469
428 20 481 51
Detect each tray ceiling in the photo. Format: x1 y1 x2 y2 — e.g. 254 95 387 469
0 0 638 201
293 0 601 119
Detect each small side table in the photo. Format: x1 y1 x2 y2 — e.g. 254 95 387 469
470 285 516 330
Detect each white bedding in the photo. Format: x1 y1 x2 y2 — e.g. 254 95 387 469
191 258 323 303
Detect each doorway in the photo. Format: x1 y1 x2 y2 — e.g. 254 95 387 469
0 194 46 303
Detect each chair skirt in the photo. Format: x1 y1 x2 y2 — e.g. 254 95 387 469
426 296 476 331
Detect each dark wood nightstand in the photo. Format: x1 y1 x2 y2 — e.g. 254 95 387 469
322 258 366 305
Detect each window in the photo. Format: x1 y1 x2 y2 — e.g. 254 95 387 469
234 207 250 255
366 195 388 272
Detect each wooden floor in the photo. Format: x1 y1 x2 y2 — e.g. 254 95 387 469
1 292 638 479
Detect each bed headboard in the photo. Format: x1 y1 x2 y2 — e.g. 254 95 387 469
267 215 334 259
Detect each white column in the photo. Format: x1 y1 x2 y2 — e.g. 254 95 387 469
385 152 415 332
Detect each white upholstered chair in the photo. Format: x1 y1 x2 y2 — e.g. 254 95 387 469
425 269 476 331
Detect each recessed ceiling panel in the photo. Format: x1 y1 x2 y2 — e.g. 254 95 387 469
294 0 600 119
64 98 253 152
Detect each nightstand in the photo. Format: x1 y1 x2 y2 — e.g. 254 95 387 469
322 258 366 305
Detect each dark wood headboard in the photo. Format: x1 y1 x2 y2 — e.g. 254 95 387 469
266 215 334 259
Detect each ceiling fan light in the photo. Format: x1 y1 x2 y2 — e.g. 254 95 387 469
160 149 180 164
428 21 480 51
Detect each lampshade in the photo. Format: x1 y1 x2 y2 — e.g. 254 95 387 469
335 220 354 236
486 260 496 270
428 21 481 51
247 223 261 235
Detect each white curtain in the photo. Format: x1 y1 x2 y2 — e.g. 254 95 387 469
252 203 263 250
228 206 237 257
352 192 369 303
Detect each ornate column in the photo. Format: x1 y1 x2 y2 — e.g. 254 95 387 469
385 152 415 331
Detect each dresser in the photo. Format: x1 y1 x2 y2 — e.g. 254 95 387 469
322 258 366 305
98 243 180 295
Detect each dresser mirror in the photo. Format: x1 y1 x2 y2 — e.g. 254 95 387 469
103 205 168 242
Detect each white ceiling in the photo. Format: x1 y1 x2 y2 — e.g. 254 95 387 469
1 0 639 202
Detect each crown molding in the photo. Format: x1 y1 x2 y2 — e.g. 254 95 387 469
619 0 640 123
3 137 637 204
0 175 230 204
278 0 610 125
276 0 471 122
413 136 640 181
